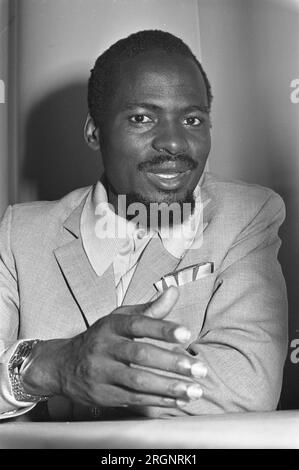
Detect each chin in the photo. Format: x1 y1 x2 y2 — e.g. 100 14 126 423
125 189 196 229
132 187 193 204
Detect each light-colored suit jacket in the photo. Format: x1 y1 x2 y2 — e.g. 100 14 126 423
0 173 288 420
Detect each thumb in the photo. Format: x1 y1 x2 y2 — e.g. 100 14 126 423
144 286 179 319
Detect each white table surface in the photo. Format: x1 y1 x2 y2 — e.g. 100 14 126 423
0 410 299 449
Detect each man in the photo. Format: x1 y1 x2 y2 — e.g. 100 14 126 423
0 30 287 420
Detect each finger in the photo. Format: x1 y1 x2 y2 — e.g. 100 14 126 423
172 346 191 355
93 384 181 408
144 286 179 319
111 314 191 344
114 364 203 401
111 287 179 318
113 339 208 379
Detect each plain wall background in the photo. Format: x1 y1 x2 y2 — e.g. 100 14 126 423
0 0 9 215
1 0 299 409
10 0 203 203
197 0 299 409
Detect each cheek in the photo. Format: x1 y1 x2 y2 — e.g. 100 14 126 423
104 154 133 183
192 129 211 160
202 132 211 155
101 140 143 192
103 128 144 160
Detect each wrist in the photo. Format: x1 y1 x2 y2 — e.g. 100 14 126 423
21 338 70 398
8 340 51 402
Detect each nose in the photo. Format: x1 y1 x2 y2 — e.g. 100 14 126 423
152 120 188 155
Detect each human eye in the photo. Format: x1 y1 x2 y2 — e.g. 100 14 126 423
183 116 202 127
129 114 153 124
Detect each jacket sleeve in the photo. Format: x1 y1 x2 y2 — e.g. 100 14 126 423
0 206 35 418
140 191 288 417
186 191 288 414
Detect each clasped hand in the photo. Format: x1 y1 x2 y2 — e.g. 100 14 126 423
59 286 207 409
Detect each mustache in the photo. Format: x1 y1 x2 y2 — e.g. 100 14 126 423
138 154 198 171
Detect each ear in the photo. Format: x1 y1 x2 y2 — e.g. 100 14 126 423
84 114 100 151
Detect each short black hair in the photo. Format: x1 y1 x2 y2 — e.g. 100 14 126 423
88 29 213 127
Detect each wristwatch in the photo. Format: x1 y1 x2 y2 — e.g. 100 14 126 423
8 339 51 403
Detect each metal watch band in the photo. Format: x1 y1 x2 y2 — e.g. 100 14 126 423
8 339 51 403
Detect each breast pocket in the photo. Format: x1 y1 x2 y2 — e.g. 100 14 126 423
167 272 218 343
131 273 218 381
138 272 218 352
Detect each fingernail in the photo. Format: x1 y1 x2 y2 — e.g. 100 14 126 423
186 385 203 399
162 398 176 405
176 399 189 408
191 363 208 378
174 327 191 343
173 383 187 394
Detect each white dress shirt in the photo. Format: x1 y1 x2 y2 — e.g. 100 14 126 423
80 178 203 306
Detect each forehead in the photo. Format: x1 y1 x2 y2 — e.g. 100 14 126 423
111 51 208 109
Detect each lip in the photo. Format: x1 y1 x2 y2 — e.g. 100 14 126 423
145 170 192 190
146 161 192 174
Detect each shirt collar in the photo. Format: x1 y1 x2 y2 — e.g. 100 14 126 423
80 174 205 276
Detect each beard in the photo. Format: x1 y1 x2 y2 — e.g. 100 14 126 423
127 190 196 230
105 152 199 230
107 179 196 231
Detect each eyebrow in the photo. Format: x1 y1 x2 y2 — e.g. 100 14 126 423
121 102 210 114
185 105 210 114
121 102 161 112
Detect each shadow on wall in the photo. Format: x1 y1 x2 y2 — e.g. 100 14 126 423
279 192 299 411
22 81 103 201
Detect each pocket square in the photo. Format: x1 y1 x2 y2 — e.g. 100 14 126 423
154 262 214 293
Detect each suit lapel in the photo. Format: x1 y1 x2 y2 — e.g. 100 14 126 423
173 192 214 272
54 240 116 328
123 190 213 306
54 193 117 328
122 236 180 306
53 177 215 325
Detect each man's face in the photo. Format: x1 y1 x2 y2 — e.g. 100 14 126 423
98 50 211 207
